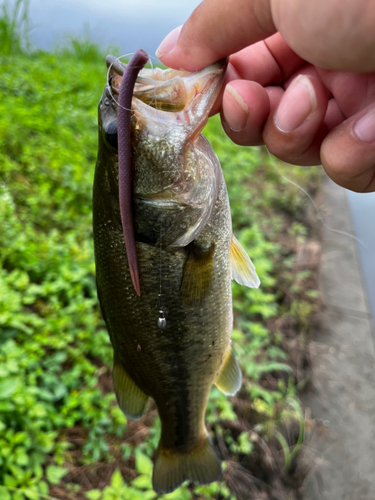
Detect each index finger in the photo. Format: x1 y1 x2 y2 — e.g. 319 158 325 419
208 34 304 117
230 34 304 85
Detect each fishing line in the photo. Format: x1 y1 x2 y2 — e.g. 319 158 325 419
107 53 150 112
107 53 134 112
157 221 167 329
146 55 159 109
265 151 367 249
107 54 161 113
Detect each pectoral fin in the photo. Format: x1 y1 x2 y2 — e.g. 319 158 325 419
113 356 148 420
214 347 242 396
230 234 260 288
181 243 215 302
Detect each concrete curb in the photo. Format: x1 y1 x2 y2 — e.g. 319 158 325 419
302 177 375 500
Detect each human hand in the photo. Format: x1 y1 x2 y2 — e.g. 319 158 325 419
156 0 375 192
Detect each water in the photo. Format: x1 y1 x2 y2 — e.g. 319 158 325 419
27 0 201 56
347 190 375 324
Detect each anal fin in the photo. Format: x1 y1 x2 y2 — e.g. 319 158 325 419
230 234 260 288
152 434 221 494
214 347 242 396
113 356 148 420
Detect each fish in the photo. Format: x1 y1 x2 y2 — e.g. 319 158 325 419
93 51 260 494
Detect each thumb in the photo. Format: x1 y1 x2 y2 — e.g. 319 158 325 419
157 0 375 73
156 0 275 71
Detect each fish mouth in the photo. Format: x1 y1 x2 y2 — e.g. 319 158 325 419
106 55 228 113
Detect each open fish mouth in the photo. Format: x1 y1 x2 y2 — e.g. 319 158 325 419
106 54 228 113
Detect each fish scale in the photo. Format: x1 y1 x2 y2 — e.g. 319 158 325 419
94 161 232 446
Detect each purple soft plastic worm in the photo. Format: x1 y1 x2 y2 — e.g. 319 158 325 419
117 49 149 297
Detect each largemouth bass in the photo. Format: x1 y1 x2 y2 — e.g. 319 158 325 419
93 51 260 494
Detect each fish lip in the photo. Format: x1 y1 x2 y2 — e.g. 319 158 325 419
186 58 228 78
106 56 228 108
181 58 228 104
106 55 127 76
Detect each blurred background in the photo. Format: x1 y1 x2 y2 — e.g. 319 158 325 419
26 0 200 57
1 1 374 500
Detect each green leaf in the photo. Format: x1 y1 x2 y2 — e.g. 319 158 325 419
38 482 49 495
0 486 11 500
139 491 158 500
135 452 153 475
161 486 192 500
275 431 291 470
46 465 69 485
12 491 24 500
23 489 40 500
4 474 17 488
0 378 18 399
15 451 29 466
110 469 124 489
85 490 102 500
132 474 152 489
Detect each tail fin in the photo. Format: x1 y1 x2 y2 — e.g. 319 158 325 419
152 435 222 494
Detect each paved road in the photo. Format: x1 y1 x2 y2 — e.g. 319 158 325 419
302 177 375 500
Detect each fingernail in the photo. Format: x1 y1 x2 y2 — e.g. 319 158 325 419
274 75 317 132
223 85 249 132
354 106 375 143
156 26 182 58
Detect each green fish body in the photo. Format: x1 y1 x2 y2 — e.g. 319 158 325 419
93 57 260 494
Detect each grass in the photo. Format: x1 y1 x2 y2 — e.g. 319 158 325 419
0 0 30 55
0 3 322 499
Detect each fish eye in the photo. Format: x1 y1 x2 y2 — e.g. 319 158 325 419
103 119 118 150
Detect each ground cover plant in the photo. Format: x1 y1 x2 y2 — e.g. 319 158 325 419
0 4 322 499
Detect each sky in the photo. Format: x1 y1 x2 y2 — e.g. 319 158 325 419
26 0 202 56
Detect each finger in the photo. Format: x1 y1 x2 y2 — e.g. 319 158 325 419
321 103 375 192
316 69 375 118
209 35 304 119
265 86 284 114
220 80 270 146
263 74 328 166
272 0 375 72
217 81 284 147
324 99 345 132
282 65 345 130
283 63 325 91
229 33 304 85
209 36 302 118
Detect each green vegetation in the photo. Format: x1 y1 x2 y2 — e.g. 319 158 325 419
0 0 30 55
0 4 322 499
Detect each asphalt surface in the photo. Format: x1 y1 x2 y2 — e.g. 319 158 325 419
302 177 375 500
